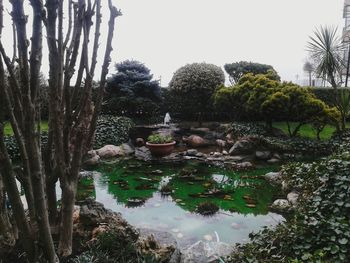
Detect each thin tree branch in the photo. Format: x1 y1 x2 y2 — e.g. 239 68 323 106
86 0 121 148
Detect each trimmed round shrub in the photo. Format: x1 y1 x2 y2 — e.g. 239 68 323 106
167 62 225 121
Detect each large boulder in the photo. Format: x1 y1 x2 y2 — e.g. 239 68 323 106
234 161 254 171
139 229 181 263
135 146 152 161
120 143 135 156
83 150 100 166
287 191 299 206
263 172 282 185
184 135 207 147
74 200 176 262
255 150 271 160
73 199 139 252
181 240 235 263
96 145 122 159
84 153 100 166
271 199 290 212
267 158 281 164
215 139 226 149
185 149 199 156
229 139 256 155
135 137 145 147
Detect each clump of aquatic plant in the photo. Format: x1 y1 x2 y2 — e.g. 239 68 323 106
147 134 173 144
126 197 146 208
160 184 173 195
196 201 219 216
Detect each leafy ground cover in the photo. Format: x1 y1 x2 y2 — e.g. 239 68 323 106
227 131 350 263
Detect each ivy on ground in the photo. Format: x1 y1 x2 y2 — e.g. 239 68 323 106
227 135 350 262
93 115 134 149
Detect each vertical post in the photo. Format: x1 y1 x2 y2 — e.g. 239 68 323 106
345 43 350 87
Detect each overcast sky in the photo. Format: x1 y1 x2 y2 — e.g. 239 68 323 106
0 0 345 86
111 0 344 86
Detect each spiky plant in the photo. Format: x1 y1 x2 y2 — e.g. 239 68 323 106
307 26 345 88
308 26 347 129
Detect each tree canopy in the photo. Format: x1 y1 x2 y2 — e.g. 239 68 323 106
224 61 280 84
167 62 225 122
106 60 161 100
104 60 161 119
214 73 340 137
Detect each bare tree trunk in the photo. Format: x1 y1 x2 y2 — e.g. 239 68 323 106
12 1 58 262
286 121 292 137
59 1 120 256
309 72 312 86
0 0 120 260
291 122 305 137
0 174 15 248
86 0 121 149
0 128 34 260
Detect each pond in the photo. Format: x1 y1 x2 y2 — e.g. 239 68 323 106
78 160 284 248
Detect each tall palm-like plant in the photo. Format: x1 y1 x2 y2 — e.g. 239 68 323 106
307 26 347 129
307 26 345 87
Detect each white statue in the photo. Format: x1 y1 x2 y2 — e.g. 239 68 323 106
164 112 171 125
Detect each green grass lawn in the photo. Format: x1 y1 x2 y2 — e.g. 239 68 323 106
3 120 347 141
272 122 350 140
4 121 49 136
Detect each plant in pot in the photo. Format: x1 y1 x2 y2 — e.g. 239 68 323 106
146 134 176 157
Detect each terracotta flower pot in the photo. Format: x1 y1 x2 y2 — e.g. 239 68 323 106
146 141 176 157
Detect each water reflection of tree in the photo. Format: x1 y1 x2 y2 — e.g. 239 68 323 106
100 162 162 206
76 177 96 201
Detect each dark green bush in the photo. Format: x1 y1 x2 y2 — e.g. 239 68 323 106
4 133 48 160
4 116 133 159
4 135 20 160
103 60 161 122
101 96 161 123
93 115 134 149
311 87 336 107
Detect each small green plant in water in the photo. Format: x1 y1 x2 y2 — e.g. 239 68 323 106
196 201 220 216
147 134 173 144
160 184 173 195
